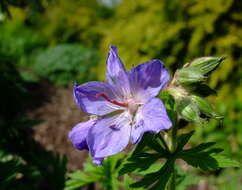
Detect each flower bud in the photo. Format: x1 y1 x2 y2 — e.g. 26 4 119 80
190 95 223 119
174 57 225 86
188 56 225 75
176 67 206 85
166 56 225 124
176 99 203 123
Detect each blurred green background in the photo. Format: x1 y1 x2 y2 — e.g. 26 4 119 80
0 0 241 189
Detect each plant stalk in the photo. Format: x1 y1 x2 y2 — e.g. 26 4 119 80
171 123 177 153
168 119 178 190
169 166 176 190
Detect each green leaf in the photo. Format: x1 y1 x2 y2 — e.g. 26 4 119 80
177 141 226 171
65 154 123 190
119 153 161 175
179 152 217 171
175 131 194 152
160 91 177 125
211 155 241 168
130 159 174 190
123 175 144 190
177 141 239 171
179 151 241 171
136 162 165 175
182 142 216 153
133 133 165 154
120 134 170 175
65 171 98 190
159 91 175 110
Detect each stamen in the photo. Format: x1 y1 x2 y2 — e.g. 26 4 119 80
96 93 127 107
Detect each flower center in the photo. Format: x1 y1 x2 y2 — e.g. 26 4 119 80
127 99 139 115
96 93 128 108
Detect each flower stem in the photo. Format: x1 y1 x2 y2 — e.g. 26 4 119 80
168 165 176 190
168 120 178 190
159 133 170 151
171 122 178 153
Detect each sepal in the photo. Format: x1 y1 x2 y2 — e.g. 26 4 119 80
188 56 225 75
176 67 206 85
176 99 204 123
190 95 223 119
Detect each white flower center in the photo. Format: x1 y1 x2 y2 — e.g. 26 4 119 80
126 98 141 115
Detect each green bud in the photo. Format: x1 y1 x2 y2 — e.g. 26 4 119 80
190 95 223 119
176 67 206 85
177 99 202 123
189 56 225 75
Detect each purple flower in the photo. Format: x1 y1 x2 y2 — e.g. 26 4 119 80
69 46 172 165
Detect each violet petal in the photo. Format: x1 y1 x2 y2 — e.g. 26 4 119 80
69 119 96 150
92 157 104 166
131 98 172 144
87 113 131 158
74 81 122 116
106 46 130 98
128 59 170 101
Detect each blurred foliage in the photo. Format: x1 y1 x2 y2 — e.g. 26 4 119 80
209 167 242 190
34 44 98 86
40 0 114 46
0 0 241 189
99 0 242 79
0 20 47 67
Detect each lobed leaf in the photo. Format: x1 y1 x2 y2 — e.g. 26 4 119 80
130 159 174 190
211 155 241 168
175 131 194 153
119 153 161 175
177 141 240 171
179 151 220 171
182 142 216 153
120 133 170 175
